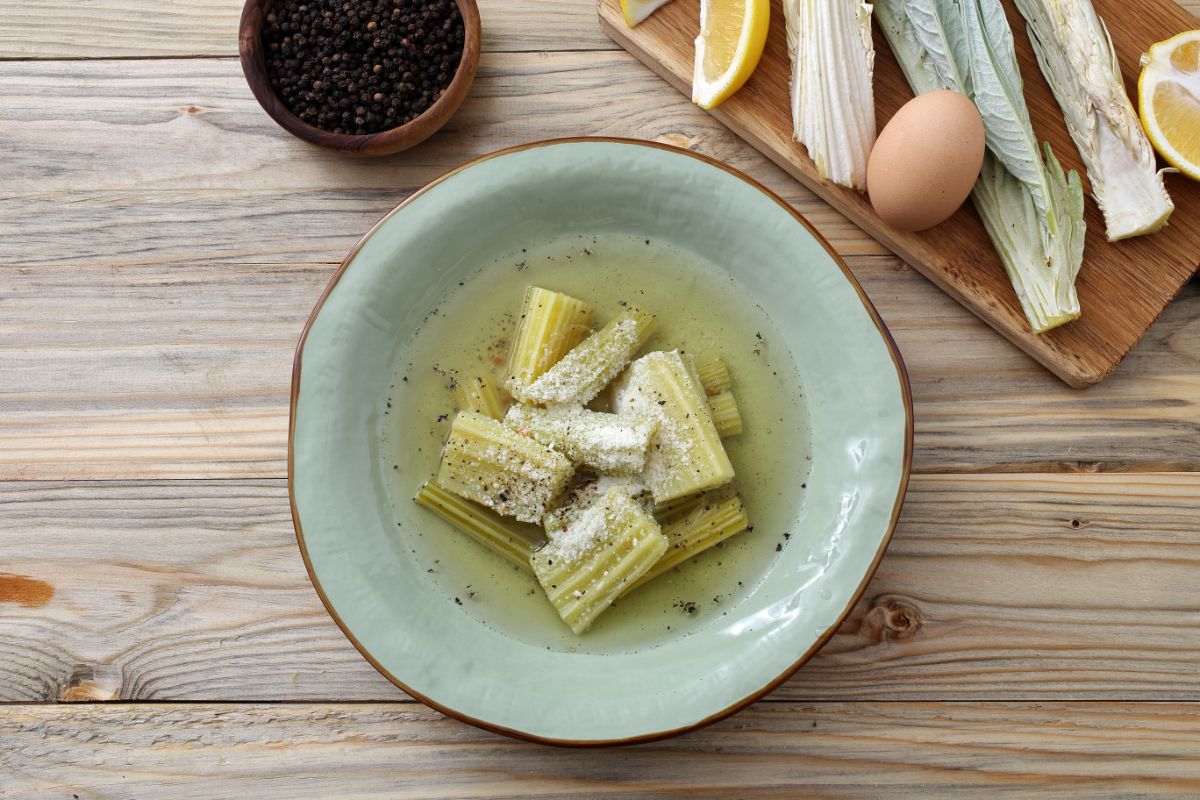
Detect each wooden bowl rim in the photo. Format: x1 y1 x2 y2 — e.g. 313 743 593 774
238 0 481 156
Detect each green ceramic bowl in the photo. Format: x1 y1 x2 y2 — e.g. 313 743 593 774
290 138 912 745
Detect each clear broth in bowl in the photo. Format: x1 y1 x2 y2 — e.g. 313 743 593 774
382 232 811 654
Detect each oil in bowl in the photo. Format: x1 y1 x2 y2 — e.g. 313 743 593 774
381 232 812 654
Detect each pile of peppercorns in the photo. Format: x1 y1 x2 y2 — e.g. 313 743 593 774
262 0 465 136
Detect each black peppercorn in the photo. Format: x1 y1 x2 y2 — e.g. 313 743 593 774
262 0 465 135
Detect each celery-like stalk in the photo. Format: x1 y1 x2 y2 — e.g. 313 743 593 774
435 411 574 523
694 354 733 395
625 494 749 593
414 482 543 573
505 287 595 398
504 405 657 475
1013 0 1173 240
708 390 743 438
612 351 734 504
519 306 656 407
455 374 508 420
532 487 667 635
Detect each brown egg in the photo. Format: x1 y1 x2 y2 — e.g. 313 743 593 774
867 89 985 232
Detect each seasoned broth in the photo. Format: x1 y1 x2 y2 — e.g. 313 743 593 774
382 233 811 654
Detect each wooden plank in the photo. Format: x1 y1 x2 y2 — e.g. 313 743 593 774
2 59 1200 477
598 0 1200 387
0 0 616 58
0 481 399 702
0 263 318 481
0 54 886 266
784 472 1200 701
2 260 1199 481
2 475 1198 702
1 0 1196 58
2 702 1198 796
0 187 880 267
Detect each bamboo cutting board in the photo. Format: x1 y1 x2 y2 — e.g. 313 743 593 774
598 0 1200 386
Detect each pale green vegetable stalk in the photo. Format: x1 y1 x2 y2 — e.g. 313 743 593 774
785 0 877 189
1013 0 1173 240
875 0 1088 333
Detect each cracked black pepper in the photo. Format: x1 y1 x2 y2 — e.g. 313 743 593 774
262 0 465 136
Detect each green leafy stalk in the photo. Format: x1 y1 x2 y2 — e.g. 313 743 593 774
973 148 1085 331
898 0 969 90
875 0 1087 333
961 0 1057 223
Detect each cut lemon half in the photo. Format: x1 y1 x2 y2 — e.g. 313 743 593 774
621 0 674 26
1139 29 1200 181
692 0 769 110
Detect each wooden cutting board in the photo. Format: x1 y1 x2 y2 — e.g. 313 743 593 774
598 0 1200 386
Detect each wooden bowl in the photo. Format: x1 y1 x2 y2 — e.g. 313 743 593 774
238 0 480 156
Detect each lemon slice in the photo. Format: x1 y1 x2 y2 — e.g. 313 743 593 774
1139 30 1200 181
621 0 674 26
692 0 769 110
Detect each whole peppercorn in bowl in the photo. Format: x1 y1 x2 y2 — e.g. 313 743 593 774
239 0 480 155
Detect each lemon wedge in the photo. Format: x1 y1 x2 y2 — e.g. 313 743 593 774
1139 30 1200 181
692 0 769 110
621 0 674 26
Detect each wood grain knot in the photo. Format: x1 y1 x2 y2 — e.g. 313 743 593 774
58 665 120 702
0 573 54 607
1062 461 1108 473
868 595 924 641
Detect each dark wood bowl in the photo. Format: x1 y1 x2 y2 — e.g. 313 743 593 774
239 0 480 156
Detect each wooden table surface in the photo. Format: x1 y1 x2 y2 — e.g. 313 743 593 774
2 0 1200 795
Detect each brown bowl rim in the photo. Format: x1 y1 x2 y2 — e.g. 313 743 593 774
288 136 915 747
238 0 481 156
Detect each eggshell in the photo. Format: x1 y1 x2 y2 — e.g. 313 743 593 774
867 90 985 232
